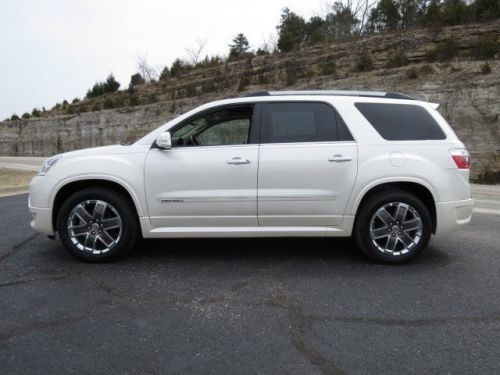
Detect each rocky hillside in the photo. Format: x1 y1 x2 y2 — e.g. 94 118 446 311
1 21 499 181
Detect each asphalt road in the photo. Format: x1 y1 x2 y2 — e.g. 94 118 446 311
1 194 500 374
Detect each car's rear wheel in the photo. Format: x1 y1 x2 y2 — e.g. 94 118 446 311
57 187 138 262
354 190 432 264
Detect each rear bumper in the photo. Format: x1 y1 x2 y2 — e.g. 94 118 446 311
29 199 54 236
435 198 474 234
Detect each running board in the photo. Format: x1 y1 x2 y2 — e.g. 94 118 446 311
139 217 355 238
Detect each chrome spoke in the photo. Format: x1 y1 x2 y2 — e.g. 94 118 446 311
372 226 390 239
102 217 121 230
93 201 107 220
84 232 97 250
74 204 92 224
395 203 408 222
376 208 394 226
400 232 415 247
98 231 115 247
385 235 398 251
69 224 88 236
403 218 421 231
67 200 122 254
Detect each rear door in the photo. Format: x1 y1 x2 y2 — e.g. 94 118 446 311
257 101 357 226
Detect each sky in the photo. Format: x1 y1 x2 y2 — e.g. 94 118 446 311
0 0 329 120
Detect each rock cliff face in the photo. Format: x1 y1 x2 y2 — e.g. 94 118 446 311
1 21 498 180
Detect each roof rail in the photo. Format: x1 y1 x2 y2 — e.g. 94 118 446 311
243 90 416 100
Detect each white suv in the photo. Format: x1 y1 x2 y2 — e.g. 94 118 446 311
29 90 473 263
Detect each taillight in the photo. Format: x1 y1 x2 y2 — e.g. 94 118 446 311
450 148 470 169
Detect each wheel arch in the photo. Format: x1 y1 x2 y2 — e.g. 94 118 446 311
353 180 437 233
51 177 143 233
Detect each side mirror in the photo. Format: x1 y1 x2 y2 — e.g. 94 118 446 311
156 132 172 150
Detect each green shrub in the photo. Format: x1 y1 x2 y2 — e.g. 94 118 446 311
170 59 193 77
104 74 120 92
426 39 459 62
31 108 41 117
195 55 224 69
406 67 418 79
481 61 492 74
147 93 158 104
129 73 145 88
72 98 80 104
129 95 139 106
103 98 114 109
92 103 100 111
78 103 88 113
419 64 435 74
10 114 20 121
87 83 104 98
257 73 270 84
256 48 269 56
284 60 299 85
319 61 337 76
159 66 170 81
355 50 374 72
87 74 120 98
21 112 31 119
201 80 216 94
475 170 500 184
62 100 69 106
66 106 74 114
237 76 251 91
472 35 499 60
386 50 409 68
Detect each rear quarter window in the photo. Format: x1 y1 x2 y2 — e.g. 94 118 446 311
355 103 446 141
261 102 354 143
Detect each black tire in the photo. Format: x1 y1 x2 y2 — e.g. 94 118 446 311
56 187 139 262
353 190 432 264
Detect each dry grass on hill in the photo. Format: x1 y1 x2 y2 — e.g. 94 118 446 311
0 167 36 189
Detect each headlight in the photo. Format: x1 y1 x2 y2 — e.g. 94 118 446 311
39 155 63 176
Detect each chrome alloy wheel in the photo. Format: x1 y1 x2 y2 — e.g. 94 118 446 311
369 202 423 256
67 200 122 254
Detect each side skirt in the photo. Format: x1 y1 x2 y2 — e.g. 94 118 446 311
139 216 355 238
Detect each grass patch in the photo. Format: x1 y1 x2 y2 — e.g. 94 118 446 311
0 168 37 189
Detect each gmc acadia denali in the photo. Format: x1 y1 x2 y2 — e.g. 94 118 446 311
29 90 473 263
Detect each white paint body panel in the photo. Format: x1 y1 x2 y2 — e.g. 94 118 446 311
28 95 472 238
257 142 357 226
145 145 259 227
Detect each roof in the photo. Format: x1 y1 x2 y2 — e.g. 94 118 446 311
243 90 416 100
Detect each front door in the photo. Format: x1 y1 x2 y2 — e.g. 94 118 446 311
145 104 259 227
257 102 358 226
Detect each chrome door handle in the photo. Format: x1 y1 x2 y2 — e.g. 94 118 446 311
227 157 251 165
328 154 352 162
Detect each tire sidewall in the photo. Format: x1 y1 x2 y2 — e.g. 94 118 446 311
354 190 432 264
56 188 138 262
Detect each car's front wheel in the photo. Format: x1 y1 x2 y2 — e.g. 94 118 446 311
354 190 432 264
56 187 138 262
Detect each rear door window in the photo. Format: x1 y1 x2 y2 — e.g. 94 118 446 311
261 102 353 143
355 103 446 140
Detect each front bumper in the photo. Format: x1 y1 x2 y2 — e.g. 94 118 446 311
29 199 54 235
28 175 58 236
435 198 474 234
